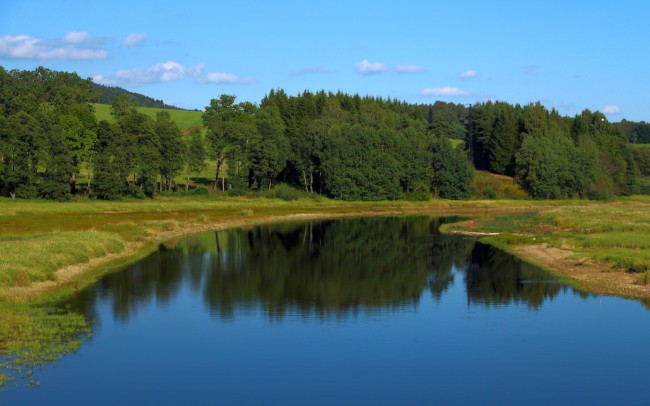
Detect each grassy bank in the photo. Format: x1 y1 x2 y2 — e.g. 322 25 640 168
1 195 649 303
445 196 650 299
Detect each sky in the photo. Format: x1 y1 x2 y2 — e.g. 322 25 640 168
1 0 648 121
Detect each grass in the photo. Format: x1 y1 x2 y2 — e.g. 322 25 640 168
93 103 203 130
471 171 529 199
447 196 650 275
0 230 125 286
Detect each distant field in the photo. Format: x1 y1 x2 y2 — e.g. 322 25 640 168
630 143 650 149
93 103 203 130
83 104 217 190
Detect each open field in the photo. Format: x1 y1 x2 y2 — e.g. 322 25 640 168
0 196 649 303
93 103 204 130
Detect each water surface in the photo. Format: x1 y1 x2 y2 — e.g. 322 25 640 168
3 217 650 405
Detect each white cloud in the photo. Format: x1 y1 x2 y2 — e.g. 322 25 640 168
603 105 621 115
123 33 147 47
459 69 478 79
420 87 469 97
355 59 386 75
0 34 107 60
93 61 197 86
204 71 256 84
64 31 90 44
93 61 255 87
395 64 424 74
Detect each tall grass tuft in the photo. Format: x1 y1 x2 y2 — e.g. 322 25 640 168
0 231 124 287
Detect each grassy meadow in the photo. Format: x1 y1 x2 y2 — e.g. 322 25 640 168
93 103 203 131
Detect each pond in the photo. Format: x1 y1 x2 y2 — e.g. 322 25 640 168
2 217 650 404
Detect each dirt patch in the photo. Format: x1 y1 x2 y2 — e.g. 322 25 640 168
512 244 650 299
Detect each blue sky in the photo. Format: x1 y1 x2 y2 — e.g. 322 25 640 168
1 0 648 121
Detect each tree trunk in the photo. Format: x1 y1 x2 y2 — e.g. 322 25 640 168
302 170 308 192
70 173 76 195
215 162 221 191
222 176 225 191
309 169 314 194
86 169 92 195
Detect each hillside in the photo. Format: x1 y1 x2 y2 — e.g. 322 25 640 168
92 82 182 110
93 103 203 131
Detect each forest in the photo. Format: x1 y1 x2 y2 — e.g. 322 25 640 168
0 66 647 201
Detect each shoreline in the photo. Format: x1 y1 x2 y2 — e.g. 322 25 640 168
1 199 649 304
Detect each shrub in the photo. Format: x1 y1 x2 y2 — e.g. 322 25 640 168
194 185 209 195
266 184 307 201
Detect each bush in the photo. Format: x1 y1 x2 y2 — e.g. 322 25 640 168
194 185 209 195
265 184 307 201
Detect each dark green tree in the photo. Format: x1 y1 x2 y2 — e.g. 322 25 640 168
92 121 126 200
155 111 185 191
185 127 206 190
431 137 474 199
253 105 289 189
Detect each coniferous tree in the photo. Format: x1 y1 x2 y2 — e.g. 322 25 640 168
431 137 474 199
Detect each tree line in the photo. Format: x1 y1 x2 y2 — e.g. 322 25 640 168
467 101 639 198
93 83 181 110
0 67 645 201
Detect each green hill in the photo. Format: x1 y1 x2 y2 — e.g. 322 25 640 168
93 103 203 131
93 83 181 110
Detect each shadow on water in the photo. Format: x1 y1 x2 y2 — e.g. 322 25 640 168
63 216 577 323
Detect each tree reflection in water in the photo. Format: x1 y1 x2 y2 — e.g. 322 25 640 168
64 217 574 322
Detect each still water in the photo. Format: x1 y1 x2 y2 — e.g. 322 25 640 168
3 217 650 405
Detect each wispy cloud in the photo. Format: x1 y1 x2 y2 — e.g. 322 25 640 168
395 64 424 74
93 61 199 87
290 66 331 76
64 31 91 44
355 59 386 75
0 34 107 60
459 69 478 79
204 71 256 84
123 33 147 47
420 87 469 97
603 105 620 115
93 61 256 87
